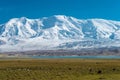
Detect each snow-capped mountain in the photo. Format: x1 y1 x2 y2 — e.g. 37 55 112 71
0 15 120 52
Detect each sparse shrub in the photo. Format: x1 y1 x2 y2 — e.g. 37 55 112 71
97 70 102 74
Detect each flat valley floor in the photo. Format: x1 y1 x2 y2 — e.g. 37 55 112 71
0 59 120 80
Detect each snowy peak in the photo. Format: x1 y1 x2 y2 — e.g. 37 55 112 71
1 15 120 52
1 15 120 40
1 17 42 38
53 15 67 20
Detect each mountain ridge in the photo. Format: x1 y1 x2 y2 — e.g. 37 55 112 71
0 15 120 52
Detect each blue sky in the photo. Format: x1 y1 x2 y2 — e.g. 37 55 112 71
0 0 120 23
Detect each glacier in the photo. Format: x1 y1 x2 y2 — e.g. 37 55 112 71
0 15 120 52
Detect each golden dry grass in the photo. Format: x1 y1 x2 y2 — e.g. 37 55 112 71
0 59 120 80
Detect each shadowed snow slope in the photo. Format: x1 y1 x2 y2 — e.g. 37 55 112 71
0 15 120 52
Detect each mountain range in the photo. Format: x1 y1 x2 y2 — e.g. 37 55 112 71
0 15 120 52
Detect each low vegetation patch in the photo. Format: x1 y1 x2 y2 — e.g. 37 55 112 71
0 59 120 80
